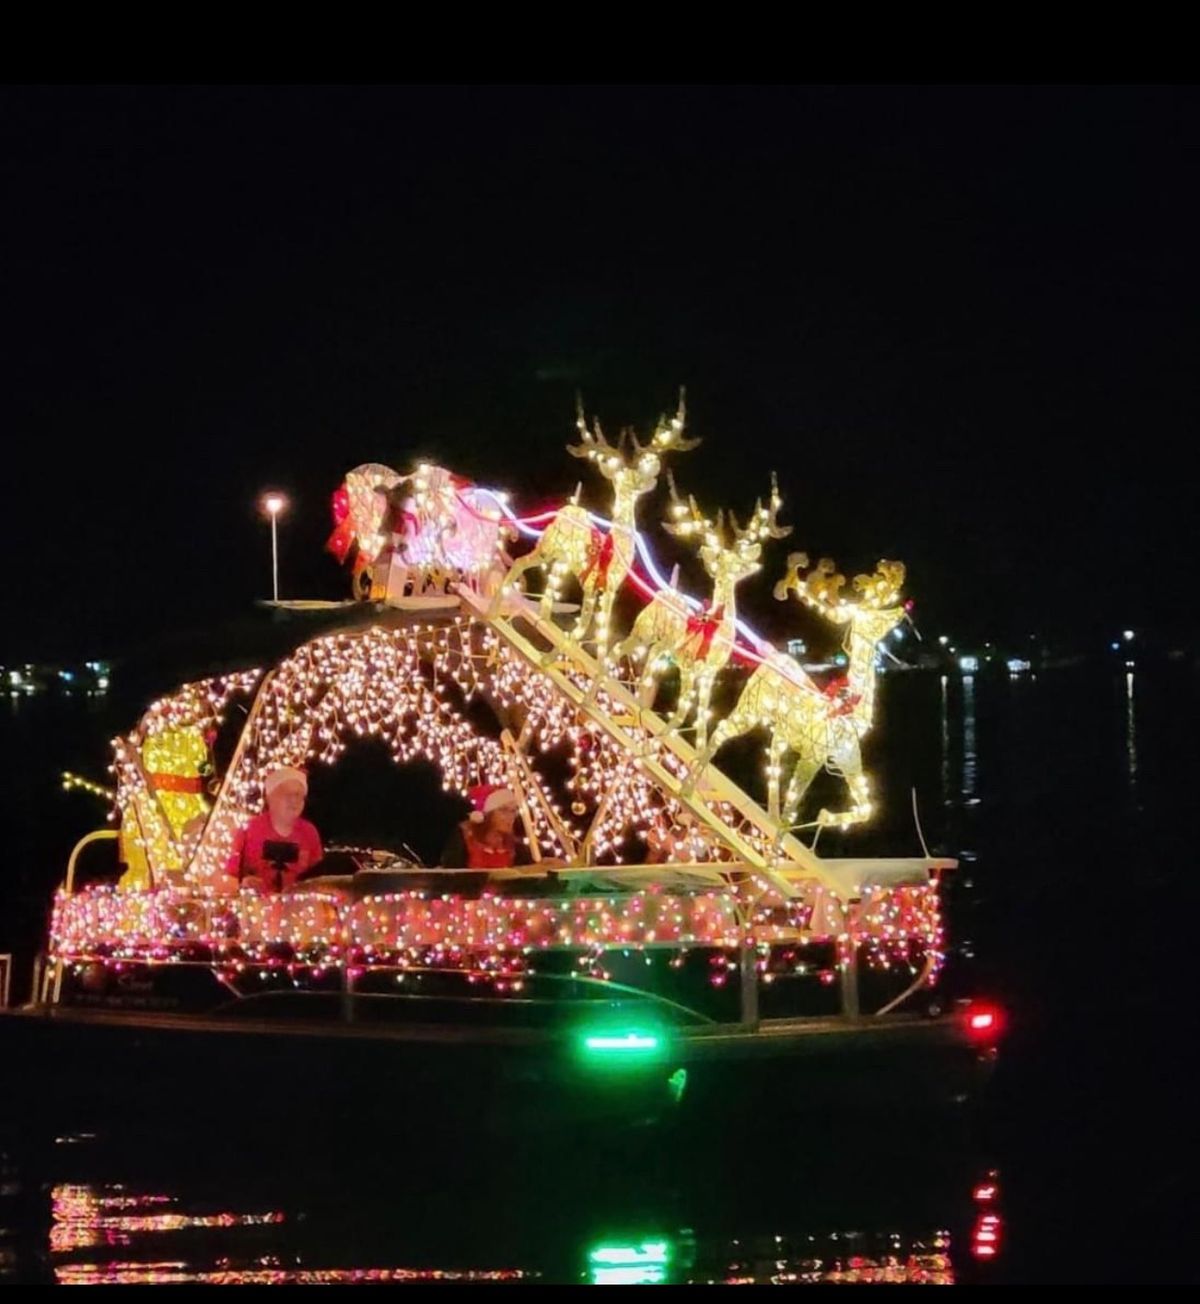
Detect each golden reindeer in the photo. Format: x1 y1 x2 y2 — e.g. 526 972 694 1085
612 472 790 749
700 554 909 834
494 391 698 647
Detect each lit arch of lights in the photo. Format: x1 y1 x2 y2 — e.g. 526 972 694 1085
163 618 735 887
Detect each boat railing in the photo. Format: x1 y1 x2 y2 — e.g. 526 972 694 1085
208 967 721 1031
44 858 942 1025
64 829 120 894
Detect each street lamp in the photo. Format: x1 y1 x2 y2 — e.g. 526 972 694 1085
261 492 287 602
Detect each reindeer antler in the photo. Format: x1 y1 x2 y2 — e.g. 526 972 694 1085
808 558 848 609
773 551 811 602
569 389 698 472
649 387 700 455
663 469 716 540
735 472 791 549
852 559 907 609
567 393 618 462
774 553 850 618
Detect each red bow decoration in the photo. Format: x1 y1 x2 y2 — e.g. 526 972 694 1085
579 527 616 587
684 603 725 659
822 674 862 717
148 772 205 794
325 484 356 564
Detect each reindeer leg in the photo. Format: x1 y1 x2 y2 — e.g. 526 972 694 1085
593 587 620 658
535 560 577 666
542 559 571 624
783 755 822 838
571 578 598 641
765 732 788 824
820 735 871 828
665 662 693 730
490 554 534 618
683 706 742 799
610 628 639 664
637 650 664 709
845 771 873 826
692 668 717 752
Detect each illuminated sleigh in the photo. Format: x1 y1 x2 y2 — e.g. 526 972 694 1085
19 396 998 1092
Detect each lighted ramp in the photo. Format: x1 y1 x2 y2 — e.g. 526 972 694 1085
461 588 852 898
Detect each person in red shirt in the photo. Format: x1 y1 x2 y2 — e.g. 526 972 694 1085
226 767 324 893
439 784 525 869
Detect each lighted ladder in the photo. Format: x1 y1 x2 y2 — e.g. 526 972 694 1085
459 589 842 898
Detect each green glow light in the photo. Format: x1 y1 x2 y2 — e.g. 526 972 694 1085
590 1266 666 1285
589 1240 669 1266
585 1238 674 1285
583 1032 659 1052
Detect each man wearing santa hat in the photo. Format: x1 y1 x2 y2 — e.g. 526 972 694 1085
225 766 325 892
439 783 525 870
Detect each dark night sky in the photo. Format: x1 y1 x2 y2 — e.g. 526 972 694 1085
2 85 1195 661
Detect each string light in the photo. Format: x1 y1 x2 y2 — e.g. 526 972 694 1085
55 409 951 1019
62 771 114 800
329 462 511 602
110 672 259 887
612 471 789 749
51 877 941 986
699 555 909 831
493 390 697 650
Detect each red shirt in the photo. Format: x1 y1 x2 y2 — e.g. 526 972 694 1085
225 812 324 892
462 824 516 869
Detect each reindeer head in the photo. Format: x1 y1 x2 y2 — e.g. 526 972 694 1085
666 471 791 587
568 388 698 505
849 559 909 643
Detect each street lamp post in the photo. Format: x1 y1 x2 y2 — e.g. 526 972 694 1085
261 493 287 602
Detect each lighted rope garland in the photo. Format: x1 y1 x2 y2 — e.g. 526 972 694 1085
50 879 943 983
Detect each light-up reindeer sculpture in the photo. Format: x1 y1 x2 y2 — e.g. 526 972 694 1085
493 391 698 649
612 472 790 750
699 554 909 835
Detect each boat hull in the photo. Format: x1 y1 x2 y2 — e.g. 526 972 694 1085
0 1001 994 1132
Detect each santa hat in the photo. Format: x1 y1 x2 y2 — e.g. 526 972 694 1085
264 766 308 800
468 783 517 823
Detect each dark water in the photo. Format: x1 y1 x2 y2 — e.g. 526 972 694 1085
2 663 1197 1284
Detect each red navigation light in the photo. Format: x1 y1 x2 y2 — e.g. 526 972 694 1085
971 1212 1003 1260
964 1001 1004 1042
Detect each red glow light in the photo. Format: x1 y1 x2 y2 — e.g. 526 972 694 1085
964 1001 1004 1041
971 1212 1004 1261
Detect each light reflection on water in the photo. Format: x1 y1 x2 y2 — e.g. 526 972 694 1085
0 1124 1002 1287
1124 671 1138 788
49 1183 284 1253
960 675 977 804
35 1178 977 1286
55 1261 538 1286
